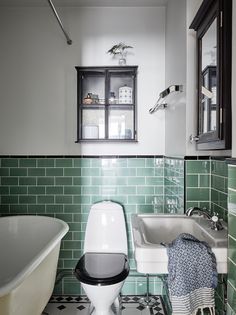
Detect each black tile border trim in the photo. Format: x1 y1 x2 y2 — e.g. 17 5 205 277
226 158 236 165
0 155 164 159
165 156 185 160
211 156 231 161
49 294 163 304
166 155 230 161
184 156 211 160
184 156 230 161
0 155 231 161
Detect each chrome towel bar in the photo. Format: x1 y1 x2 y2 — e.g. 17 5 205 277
149 84 183 114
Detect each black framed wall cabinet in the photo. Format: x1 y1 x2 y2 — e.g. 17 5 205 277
190 0 232 150
75 66 138 142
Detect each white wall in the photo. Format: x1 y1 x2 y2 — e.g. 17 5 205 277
165 0 186 157
0 6 166 155
232 1 236 158
185 0 203 156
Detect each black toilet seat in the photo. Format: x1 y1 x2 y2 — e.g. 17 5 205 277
74 252 129 286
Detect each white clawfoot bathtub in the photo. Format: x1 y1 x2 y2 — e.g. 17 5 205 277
0 215 69 315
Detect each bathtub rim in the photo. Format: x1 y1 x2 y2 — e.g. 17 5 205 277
0 215 69 297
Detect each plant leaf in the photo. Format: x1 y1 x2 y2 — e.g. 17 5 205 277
107 43 133 54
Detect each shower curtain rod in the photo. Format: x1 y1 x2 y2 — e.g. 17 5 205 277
47 0 72 45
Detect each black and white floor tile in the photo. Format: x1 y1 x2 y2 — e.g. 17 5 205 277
42 295 166 315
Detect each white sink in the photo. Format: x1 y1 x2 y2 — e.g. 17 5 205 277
131 214 228 274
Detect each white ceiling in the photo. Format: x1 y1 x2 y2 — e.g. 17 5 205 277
0 0 168 7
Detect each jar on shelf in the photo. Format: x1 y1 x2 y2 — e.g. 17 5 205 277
83 93 93 105
118 85 132 104
109 92 116 104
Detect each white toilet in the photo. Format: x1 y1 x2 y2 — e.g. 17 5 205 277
75 201 129 315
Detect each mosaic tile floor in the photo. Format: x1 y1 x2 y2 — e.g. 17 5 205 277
43 295 166 315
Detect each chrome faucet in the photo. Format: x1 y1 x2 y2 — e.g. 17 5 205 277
186 207 211 219
186 207 223 230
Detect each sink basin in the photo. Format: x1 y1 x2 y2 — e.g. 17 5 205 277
131 214 228 274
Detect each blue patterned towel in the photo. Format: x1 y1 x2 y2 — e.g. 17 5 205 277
166 233 218 315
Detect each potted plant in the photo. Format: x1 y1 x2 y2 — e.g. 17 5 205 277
107 42 133 65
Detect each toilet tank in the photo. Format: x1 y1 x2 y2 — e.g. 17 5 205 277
84 201 128 255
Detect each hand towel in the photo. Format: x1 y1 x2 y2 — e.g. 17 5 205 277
166 233 218 315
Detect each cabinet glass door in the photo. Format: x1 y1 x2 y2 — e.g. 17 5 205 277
108 108 134 139
80 71 105 105
107 69 136 140
81 108 105 139
108 70 135 105
200 66 217 134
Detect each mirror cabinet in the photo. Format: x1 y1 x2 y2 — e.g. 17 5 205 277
190 0 232 150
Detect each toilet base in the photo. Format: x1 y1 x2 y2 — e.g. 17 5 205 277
82 282 124 315
90 301 121 315
90 307 115 315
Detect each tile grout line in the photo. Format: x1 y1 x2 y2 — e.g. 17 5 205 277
228 279 236 293
228 234 236 242
228 257 236 268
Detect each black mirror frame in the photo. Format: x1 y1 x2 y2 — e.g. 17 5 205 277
190 0 232 150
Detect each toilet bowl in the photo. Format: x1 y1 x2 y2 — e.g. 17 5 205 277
74 201 129 315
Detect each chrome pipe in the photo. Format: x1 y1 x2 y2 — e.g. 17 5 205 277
47 0 72 45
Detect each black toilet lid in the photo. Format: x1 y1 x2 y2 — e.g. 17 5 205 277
74 252 129 286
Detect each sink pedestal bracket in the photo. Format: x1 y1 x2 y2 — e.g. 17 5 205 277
139 274 158 307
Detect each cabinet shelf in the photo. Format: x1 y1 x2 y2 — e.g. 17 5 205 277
80 104 134 108
80 104 106 109
76 66 138 142
77 139 138 143
108 104 134 110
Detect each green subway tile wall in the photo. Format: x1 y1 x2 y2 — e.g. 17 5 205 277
0 156 230 305
227 164 236 314
185 159 228 221
211 160 228 222
185 159 229 315
0 156 164 295
185 160 211 211
164 158 184 214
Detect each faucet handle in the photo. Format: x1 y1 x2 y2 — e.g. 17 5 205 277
211 214 219 223
210 213 224 230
